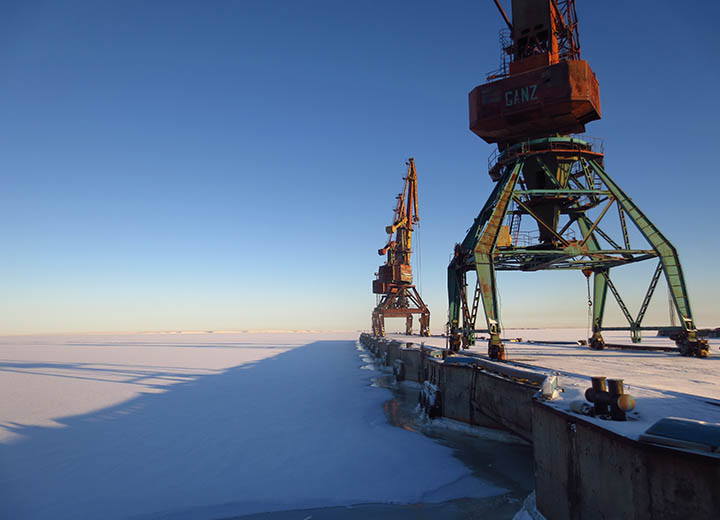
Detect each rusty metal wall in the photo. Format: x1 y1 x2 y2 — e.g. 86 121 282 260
532 401 720 520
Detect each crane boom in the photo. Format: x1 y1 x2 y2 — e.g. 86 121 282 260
378 158 419 267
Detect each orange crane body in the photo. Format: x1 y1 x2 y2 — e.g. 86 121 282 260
371 158 430 337
470 0 601 145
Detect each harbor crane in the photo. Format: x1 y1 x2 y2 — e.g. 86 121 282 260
447 0 708 359
372 158 430 337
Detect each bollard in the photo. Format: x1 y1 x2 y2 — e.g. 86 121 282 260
589 376 609 415
607 379 635 421
585 376 636 421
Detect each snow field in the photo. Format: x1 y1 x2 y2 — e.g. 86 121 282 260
0 332 504 519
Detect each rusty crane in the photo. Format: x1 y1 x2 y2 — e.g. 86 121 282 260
372 158 430 337
447 0 708 359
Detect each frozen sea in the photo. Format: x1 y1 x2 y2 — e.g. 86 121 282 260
0 332 533 519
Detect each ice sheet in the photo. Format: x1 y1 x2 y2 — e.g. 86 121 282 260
0 332 504 519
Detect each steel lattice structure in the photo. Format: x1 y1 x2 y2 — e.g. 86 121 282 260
372 158 430 337
448 1 708 359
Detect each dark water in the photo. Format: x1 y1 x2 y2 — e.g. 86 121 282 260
230 345 534 520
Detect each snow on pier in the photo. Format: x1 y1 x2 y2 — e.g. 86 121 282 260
393 328 720 439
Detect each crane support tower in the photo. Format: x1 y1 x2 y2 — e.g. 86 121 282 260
372 158 430 337
448 0 708 359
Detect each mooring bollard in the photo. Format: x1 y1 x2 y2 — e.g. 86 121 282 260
585 376 635 421
589 376 609 415
607 379 635 421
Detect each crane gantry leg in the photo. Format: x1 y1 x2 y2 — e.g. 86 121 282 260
372 285 430 337
448 138 708 359
448 160 524 358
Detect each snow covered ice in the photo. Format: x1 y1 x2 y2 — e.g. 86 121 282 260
0 332 508 519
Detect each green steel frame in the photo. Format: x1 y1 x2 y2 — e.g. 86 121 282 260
448 137 708 359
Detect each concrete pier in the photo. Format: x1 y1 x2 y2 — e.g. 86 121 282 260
359 333 720 520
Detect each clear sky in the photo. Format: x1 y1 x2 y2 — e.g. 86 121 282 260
2 0 719 334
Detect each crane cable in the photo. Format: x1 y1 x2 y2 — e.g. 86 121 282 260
585 274 593 340
416 221 422 296
415 167 422 298
498 283 505 337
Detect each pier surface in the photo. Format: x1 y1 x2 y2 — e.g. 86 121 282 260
366 329 720 519
390 328 720 438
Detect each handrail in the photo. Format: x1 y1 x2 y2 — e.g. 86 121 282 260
488 135 605 177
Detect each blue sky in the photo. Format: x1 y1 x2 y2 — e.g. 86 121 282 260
1 0 718 334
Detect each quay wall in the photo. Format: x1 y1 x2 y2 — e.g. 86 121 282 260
358 333 719 520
